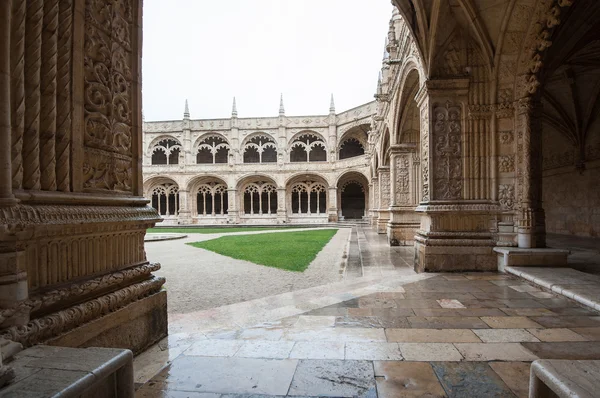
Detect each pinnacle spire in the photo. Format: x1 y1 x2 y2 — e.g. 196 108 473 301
279 93 285 116
383 40 389 60
377 72 383 95
232 97 237 117
329 94 335 113
184 99 190 119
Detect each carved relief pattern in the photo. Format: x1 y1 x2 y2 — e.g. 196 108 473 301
420 103 430 201
499 131 514 145
432 102 462 200
499 184 515 210
11 0 27 189
499 155 515 173
379 172 390 208
83 0 134 192
395 155 410 204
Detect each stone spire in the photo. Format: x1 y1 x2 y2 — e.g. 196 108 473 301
329 94 335 114
279 93 285 116
183 99 190 119
376 72 383 96
383 39 390 61
232 97 237 118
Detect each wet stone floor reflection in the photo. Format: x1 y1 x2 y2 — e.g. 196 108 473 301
134 273 600 398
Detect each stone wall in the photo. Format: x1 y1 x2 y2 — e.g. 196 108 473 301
543 162 600 237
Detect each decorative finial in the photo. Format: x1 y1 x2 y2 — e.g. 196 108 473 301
184 99 190 119
232 97 237 117
383 40 389 61
329 94 335 113
377 72 383 95
279 93 285 116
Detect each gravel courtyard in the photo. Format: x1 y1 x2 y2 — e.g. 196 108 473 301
145 228 350 314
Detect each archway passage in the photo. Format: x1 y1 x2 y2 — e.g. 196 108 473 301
341 182 365 219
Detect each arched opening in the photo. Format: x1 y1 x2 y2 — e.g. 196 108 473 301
341 181 365 219
339 138 365 159
150 182 179 216
195 181 229 216
242 181 278 215
290 133 327 162
290 181 327 214
195 135 230 164
151 138 181 165
243 135 277 163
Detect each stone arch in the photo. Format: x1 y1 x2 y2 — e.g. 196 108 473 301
236 175 279 216
187 176 229 218
336 171 370 220
148 136 182 165
145 176 180 217
241 132 278 163
286 173 329 215
193 133 231 164
338 124 370 160
289 130 328 162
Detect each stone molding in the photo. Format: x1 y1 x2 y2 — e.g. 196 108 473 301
1 276 165 347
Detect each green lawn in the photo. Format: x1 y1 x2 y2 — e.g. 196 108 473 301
187 229 338 272
147 226 306 234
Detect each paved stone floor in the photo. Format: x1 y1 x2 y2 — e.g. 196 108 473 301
134 228 600 397
547 233 600 275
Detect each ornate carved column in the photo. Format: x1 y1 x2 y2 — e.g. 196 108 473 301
0 0 166 353
177 189 191 224
227 188 239 223
515 98 546 248
413 79 498 272
276 187 287 223
370 176 379 227
327 186 338 222
376 167 390 233
387 144 420 245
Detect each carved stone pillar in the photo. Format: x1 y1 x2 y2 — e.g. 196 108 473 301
227 188 239 223
376 167 390 233
413 79 498 272
387 144 420 246
177 189 191 224
0 0 167 353
276 187 287 223
515 98 546 248
370 177 379 227
327 186 338 222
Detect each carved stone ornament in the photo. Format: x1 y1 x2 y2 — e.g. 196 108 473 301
433 102 462 200
395 155 410 204
499 184 515 210
379 172 390 208
499 131 514 145
499 155 515 173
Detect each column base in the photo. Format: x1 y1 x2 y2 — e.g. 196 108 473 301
386 208 420 246
376 210 389 234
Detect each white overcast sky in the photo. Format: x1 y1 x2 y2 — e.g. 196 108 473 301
142 0 393 121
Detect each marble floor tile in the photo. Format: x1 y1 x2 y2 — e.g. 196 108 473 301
373 315 411 329
184 339 245 357
488 362 531 398
334 315 382 328
431 361 516 398
358 297 397 308
347 307 415 317
454 343 539 361
472 328 540 343
294 315 336 328
526 328 589 342
481 316 542 329
549 307 599 316
408 316 489 329
234 340 295 359
465 274 511 280
373 361 446 398
520 341 600 359
499 308 556 317
499 299 551 308
437 299 466 309
288 359 376 398
237 327 284 341
534 298 579 308
135 388 220 397
289 341 345 359
491 280 521 286
398 343 463 361
283 327 387 342
303 306 349 317
134 335 194 384
403 292 476 300
394 299 442 308
443 275 469 281
570 327 600 340
528 291 555 299
345 342 403 360
386 328 481 343
509 284 541 293
530 316 600 328
143 356 298 395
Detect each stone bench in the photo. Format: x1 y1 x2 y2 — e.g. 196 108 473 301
529 359 600 398
0 346 133 397
494 247 569 272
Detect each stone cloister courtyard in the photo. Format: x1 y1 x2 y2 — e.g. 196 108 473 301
124 225 600 397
